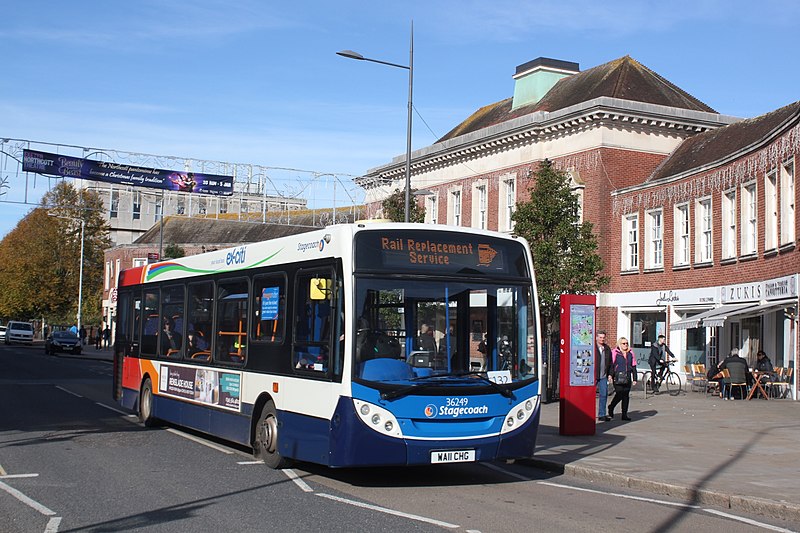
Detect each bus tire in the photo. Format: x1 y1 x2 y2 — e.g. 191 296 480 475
254 400 291 469
139 378 158 427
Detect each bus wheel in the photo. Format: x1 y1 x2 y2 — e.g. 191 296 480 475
139 378 158 427
254 400 291 469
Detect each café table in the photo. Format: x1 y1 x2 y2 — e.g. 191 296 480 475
747 370 770 400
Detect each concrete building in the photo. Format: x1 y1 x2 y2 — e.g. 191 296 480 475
360 56 798 398
85 183 307 246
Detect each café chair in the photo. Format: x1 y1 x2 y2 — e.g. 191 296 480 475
689 364 707 393
705 371 722 398
721 368 748 400
771 367 793 399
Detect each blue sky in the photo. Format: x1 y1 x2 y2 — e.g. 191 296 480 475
1 0 799 238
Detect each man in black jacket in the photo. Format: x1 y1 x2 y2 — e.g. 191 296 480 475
718 348 752 399
595 330 613 421
648 334 675 393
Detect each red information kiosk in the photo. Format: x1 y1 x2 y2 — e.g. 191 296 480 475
559 294 597 436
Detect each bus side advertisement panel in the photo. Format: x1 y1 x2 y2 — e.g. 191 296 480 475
157 363 241 412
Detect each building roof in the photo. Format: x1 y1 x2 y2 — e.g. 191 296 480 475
133 214 352 246
439 56 716 142
648 100 800 182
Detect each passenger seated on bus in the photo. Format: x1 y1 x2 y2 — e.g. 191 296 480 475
160 317 182 355
415 324 437 355
186 330 208 357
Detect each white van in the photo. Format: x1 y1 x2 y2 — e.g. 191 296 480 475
5 321 34 344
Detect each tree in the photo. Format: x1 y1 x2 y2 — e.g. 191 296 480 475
0 182 111 326
163 243 186 259
512 160 609 397
381 188 425 223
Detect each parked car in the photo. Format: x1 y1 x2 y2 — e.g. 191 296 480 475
0 325 6 342
45 331 82 355
5 321 34 345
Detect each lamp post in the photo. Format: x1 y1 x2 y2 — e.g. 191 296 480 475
49 213 85 335
338 21 414 222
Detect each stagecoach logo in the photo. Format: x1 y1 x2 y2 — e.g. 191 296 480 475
424 404 437 418
297 239 325 253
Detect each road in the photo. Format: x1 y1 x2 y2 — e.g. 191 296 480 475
0 344 796 532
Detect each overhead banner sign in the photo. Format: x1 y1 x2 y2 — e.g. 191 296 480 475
22 149 233 196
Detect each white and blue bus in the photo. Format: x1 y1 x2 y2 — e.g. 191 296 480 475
113 222 542 468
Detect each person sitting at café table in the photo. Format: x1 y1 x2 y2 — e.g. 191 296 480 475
718 348 752 400
755 350 776 379
706 360 725 398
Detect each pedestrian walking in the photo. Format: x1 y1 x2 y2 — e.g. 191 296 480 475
608 337 637 421
595 330 613 422
95 326 102 350
102 324 111 349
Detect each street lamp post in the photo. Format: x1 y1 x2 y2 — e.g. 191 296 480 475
338 21 414 222
49 213 85 335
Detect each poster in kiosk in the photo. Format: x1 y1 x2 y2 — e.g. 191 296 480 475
559 294 597 436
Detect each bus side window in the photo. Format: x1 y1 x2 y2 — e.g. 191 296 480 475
252 275 286 344
187 281 214 362
294 269 333 373
215 278 248 365
141 289 160 356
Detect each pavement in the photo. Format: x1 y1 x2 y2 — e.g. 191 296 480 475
53 346 800 522
525 388 800 523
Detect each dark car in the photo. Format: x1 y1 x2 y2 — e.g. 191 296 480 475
45 331 82 355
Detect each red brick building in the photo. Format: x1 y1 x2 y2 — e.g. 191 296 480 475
361 56 798 397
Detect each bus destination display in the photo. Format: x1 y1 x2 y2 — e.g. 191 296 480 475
356 230 530 277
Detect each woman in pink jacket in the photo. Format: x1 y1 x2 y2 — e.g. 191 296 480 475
608 337 638 421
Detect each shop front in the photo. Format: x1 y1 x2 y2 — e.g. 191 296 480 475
610 287 717 369
666 275 798 399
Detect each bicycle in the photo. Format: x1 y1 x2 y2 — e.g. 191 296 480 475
642 360 682 397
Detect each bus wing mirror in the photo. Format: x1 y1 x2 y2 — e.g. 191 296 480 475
309 278 332 300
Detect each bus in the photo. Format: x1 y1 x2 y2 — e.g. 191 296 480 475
113 222 542 468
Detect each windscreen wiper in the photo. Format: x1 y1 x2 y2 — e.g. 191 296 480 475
451 371 516 400
380 372 515 401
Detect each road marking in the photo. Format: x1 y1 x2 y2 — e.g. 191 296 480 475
54 386 82 398
703 508 797 532
482 462 531 481
0 464 6 476
165 428 234 454
238 460 264 465
540 481 793 531
95 402 130 416
317 493 459 529
283 468 314 492
539 481 700 508
0 479 55 516
0 473 39 479
45 517 62 533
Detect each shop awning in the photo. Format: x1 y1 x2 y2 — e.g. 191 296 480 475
669 303 757 331
669 308 715 330
703 299 797 328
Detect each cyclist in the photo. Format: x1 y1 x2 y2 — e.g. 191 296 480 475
648 334 675 393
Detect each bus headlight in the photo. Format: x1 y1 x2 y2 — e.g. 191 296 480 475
501 396 539 435
352 399 403 438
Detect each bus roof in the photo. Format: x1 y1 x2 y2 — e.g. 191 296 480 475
116 222 528 287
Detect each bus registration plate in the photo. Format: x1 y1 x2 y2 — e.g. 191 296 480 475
431 450 475 463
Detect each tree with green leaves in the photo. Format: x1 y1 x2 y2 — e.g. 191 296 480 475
163 243 186 259
0 182 111 327
512 160 609 397
381 188 426 223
